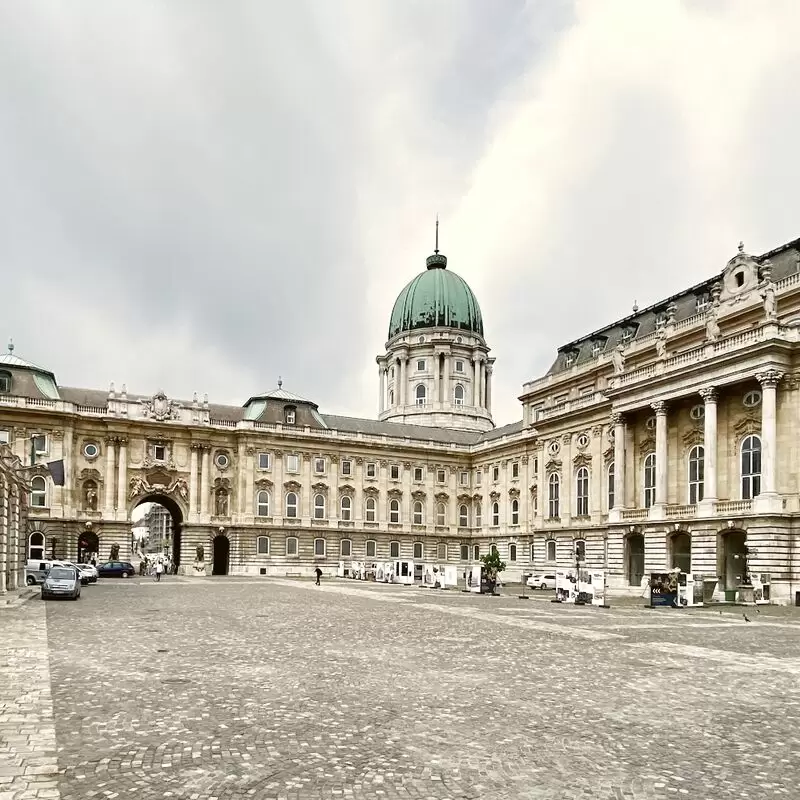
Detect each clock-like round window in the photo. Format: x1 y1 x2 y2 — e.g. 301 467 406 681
548 440 560 456
418 335 425 344
215 453 230 469
743 390 762 408
689 405 705 420
83 442 99 459
645 416 657 430
576 433 590 449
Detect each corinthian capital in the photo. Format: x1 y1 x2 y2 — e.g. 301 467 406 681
651 401 668 415
699 387 718 404
610 412 625 427
756 369 784 389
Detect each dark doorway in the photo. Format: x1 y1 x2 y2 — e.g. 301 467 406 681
669 532 691 574
212 535 230 576
626 533 645 586
77 531 99 564
719 530 747 591
132 495 183 570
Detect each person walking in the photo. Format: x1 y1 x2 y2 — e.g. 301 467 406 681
314 566 322 586
155 560 164 583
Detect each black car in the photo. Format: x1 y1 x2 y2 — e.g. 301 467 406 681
97 560 136 578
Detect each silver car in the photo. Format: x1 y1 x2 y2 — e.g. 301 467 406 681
41 566 81 601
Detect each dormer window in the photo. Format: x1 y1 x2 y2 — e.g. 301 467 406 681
284 406 296 425
655 314 666 328
695 295 710 314
0 371 10 393
591 342 602 357
564 352 575 367
735 271 745 287
620 329 633 344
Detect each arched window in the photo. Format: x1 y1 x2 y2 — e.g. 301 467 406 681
413 541 423 559
529 543 535 562
643 453 656 508
340 495 352 521
256 490 270 517
454 384 465 406
741 435 762 499
314 538 326 557
509 543 517 562
388 389 394 405
607 462 615 510
285 492 298 518
390 540 400 558
546 539 557 561
389 499 400 523
415 384 426 406
547 473 560 519
0 370 11 393
256 536 270 555
490 543 498 555
575 539 586 562
28 531 45 561
365 497 377 522
285 536 298 556
436 502 446 526
688 445 705 504
491 502 499 526
511 498 519 525
366 539 377 558
340 538 352 557
458 504 469 527
30 476 47 508
475 502 482 527
313 493 326 519
575 467 589 516
472 544 480 560
412 501 424 525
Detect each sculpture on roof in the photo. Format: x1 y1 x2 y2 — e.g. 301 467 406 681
141 390 181 422
611 344 626 374
760 269 777 321
705 306 721 343
655 328 667 361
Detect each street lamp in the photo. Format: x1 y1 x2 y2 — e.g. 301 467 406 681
518 572 530 600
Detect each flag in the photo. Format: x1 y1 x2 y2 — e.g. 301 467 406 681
47 460 65 486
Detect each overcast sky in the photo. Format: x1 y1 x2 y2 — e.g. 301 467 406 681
2 0 800 427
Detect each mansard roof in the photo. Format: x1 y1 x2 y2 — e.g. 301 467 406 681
545 236 800 376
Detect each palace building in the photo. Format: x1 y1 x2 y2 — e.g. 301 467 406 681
2 235 800 602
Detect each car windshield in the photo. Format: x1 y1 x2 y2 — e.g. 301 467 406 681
49 568 75 580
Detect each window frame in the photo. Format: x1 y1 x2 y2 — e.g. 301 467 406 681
340 495 352 520
0 371 11 393
472 544 480 561
152 443 165 462
30 475 47 508
643 453 656 508
607 461 615 510
286 454 300 472
285 491 299 518
415 384 427 406
741 435 762 500
413 466 424 483
575 466 590 516
258 452 271 470
688 445 705 504
509 543 517 562
511 462 519 479
454 384 465 405
389 499 400 523
437 542 447 560
365 539 377 558
389 540 400 559
314 457 326 475
546 539 557 562
285 536 299 556
436 469 446 484
458 504 469 527
340 538 352 557
412 501 424 525
284 406 296 425
548 473 560 519
340 459 352 476
435 502 446 526
390 464 400 480
460 544 469 561
365 496 377 522
366 462 377 478
314 538 326 557
256 490 270 517
256 536 270 555
511 498 519 525
313 493 326 520
475 502 482 527
455 360 464 373
491 501 499 527
413 541 423 560
416 359 426 371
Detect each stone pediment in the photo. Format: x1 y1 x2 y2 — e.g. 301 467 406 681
508 488 520 499
682 429 703 448
573 453 592 468
412 489 426 501
339 483 355 494
545 458 561 474
457 493 472 503
364 485 380 497
639 436 655 453
472 493 482 503
254 478 273 490
388 487 403 498
284 480 302 491
79 467 102 482
733 415 760 438
489 490 500 501
311 482 328 493
719 245 760 302
435 491 449 502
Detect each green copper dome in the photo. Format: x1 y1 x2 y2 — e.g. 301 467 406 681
388 253 484 339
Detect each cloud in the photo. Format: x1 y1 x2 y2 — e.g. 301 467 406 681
1 0 799 428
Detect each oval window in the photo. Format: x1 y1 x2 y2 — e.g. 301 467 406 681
83 443 99 458
576 433 590 448
743 390 762 408
689 405 705 420
645 416 657 430
215 453 230 469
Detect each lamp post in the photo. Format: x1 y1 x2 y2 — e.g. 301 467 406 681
518 572 529 600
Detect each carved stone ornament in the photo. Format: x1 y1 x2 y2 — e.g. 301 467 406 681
733 416 760 438
591 425 603 438
562 433 572 445
363 485 379 497
254 478 273 490
339 483 355 495
213 477 231 490
782 374 800 391
140 390 181 422
435 491 449 502
756 369 784 388
603 446 614 465
311 482 329 494
471 493 482 502
412 489 426 501
79 467 102 482
387 487 403 498
682 429 703 448
698 387 718 404
508 487 520 499
284 480 302 491
573 453 592 468
544 458 561 473
457 493 472 503
128 474 189 502
521 455 529 464
639 436 655 453
547 440 561 456
489 490 501 501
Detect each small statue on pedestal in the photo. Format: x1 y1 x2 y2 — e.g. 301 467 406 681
196 544 204 563
611 344 626 374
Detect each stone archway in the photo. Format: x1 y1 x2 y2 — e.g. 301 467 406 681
212 535 230 576
77 531 100 564
718 529 748 592
669 532 691 574
130 493 184 569
625 533 645 586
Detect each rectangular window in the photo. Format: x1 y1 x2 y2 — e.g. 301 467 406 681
366 540 377 558
696 295 710 313
554 394 568 405
579 385 594 397
533 458 538 473
460 544 469 561
492 466 499 482
417 359 426 371
340 539 352 557
511 462 519 479
0 430 9 444
314 457 326 474
476 470 482 486
390 541 400 558
459 471 469 487
286 537 298 556
413 466 424 482
286 454 299 472
455 360 464 372
314 538 326 557
152 444 165 462
341 459 352 476
284 408 296 424
533 405 545 421
472 544 480 560
390 464 400 480
436 469 446 484
257 536 270 555
437 543 447 560
366 462 377 478
258 452 271 470
413 542 423 559
509 543 517 562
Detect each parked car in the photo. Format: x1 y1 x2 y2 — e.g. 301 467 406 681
61 562 95 586
76 563 99 583
97 561 136 578
527 573 557 590
41 566 81 600
25 560 68 586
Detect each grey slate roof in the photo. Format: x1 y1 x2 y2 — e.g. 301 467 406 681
320 414 482 445
477 419 525 442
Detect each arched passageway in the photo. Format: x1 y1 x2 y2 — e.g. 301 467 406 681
719 530 748 591
77 531 99 564
626 533 645 586
131 494 184 569
669 532 691 574
212 535 229 576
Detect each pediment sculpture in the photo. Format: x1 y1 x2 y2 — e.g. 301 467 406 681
141 390 182 422
128 474 189 501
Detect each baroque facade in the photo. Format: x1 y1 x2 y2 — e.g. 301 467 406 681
2 237 800 602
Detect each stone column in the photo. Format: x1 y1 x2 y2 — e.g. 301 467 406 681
274 450 285 521
652 401 668 509
486 363 493 414
699 388 718 506
245 447 255 517
433 353 441 405
200 446 210 517
63 425 74 513
237 439 247 515
473 358 480 407
399 356 407 407
444 353 452 406
378 364 386 414
189 444 199 515
355 458 364 523
103 437 116 515
757 370 783 496
479 361 486 408
0 475 7 594
116 437 128 516
378 460 388 528
610 413 625 520
330 456 339 523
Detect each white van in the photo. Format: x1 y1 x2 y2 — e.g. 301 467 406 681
25 560 67 586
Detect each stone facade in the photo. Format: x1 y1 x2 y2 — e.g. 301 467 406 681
2 238 800 602
0 443 29 593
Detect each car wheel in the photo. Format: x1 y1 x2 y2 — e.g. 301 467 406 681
121 571 129 578
26 575 36 586
541 583 547 591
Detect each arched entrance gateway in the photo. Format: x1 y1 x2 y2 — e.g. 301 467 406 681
719 529 748 592
131 494 184 570
625 532 645 586
669 532 692 574
77 531 99 564
212 535 229 576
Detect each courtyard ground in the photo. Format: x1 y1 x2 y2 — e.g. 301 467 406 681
2 576 800 800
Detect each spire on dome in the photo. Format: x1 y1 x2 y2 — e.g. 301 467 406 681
426 216 447 270
7 338 13 354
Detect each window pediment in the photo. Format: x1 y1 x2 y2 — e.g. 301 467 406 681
364 485 380 497
573 453 592 468
638 436 655 453
412 489 426 501
545 458 561 473
254 478 273 490
603 446 614 465
457 492 471 503
682 429 703 448
284 480 302 491
339 485 355 497
435 491 449 502
489 490 501 501
734 416 760 437
508 487 520 499
388 487 403 498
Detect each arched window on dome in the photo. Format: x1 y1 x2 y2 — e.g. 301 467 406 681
415 384 426 406
454 384 465 406
388 389 394 406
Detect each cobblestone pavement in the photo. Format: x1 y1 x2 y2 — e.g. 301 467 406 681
2 577 800 799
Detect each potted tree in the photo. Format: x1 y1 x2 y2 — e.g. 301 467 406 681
480 549 506 596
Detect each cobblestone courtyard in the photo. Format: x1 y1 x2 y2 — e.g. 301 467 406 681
3 578 800 800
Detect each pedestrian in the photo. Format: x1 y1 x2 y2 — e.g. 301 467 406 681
155 560 164 582
314 566 322 586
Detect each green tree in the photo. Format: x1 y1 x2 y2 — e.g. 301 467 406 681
480 549 506 595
